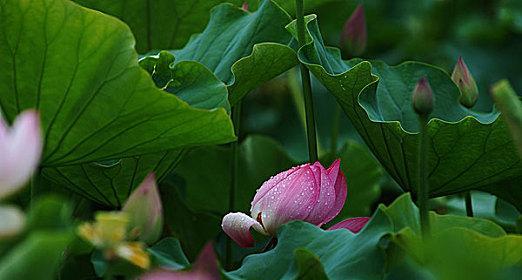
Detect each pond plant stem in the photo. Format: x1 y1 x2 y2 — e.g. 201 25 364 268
295 0 319 163
465 192 474 217
417 115 431 238
226 102 242 269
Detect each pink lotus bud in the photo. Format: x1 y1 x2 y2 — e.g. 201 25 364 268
328 217 370 233
141 243 219 280
412 77 434 116
122 173 163 244
242 2 249 11
0 110 42 199
340 4 367 57
451 57 479 108
222 160 347 247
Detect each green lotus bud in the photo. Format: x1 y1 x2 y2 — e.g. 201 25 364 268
123 173 163 244
451 57 479 108
412 77 434 116
491 80 522 157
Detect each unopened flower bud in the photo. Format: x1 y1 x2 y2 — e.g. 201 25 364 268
412 77 434 116
242 2 249 11
340 4 367 57
123 173 163 244
451 57 479 108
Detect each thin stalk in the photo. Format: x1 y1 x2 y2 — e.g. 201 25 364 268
226 102 242 269
417 115 430 238
295 0 318 162
330 103 341 154
465 192 474 217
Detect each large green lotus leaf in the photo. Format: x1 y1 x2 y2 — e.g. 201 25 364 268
41 150 184 207
0 0 235 167
41 48 234 207
73 0 242 53
226 194 506 280
394 227 522 279
173 0 298 105
286 15 522 197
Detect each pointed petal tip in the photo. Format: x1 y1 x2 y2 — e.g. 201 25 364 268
328 217 370 233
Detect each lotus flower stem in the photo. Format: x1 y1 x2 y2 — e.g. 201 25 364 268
226 102 242 268
417 115 430 238
465 192 474 217
295 0 318 162
412 77 433 238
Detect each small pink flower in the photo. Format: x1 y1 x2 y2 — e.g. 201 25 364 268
451 56 479 108
328 217 370 233
141 243 219 280
222 160 347 247
340 4 367 57
242 2 249 11
123 173 163 244
0 110 42 199
412 77 434 115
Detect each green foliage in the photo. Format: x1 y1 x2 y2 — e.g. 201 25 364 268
173 0 298 105
73 0 243 53
0 0 235 166
227 194 520 279
0 196 73 280
287 15 522 198
175 135 294 215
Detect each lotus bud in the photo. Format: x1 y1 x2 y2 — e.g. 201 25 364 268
328 217 370 233
123 173 163 244
242 2 249 11
340 4 367 57
412 77 434 116
222 160 347 247
451 57 479 108
0 110 42 200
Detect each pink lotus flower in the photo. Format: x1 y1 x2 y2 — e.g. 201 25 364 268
123 173 163 245
0 110 42 199
141 243 219 280
222 160 348 247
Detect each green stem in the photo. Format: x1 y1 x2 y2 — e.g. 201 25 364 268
417 115 430 238
465 192 474 217
226 102 242 269
330 103 341 154
295 0 318 162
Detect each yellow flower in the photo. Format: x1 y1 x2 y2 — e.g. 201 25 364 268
78 211 150 269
